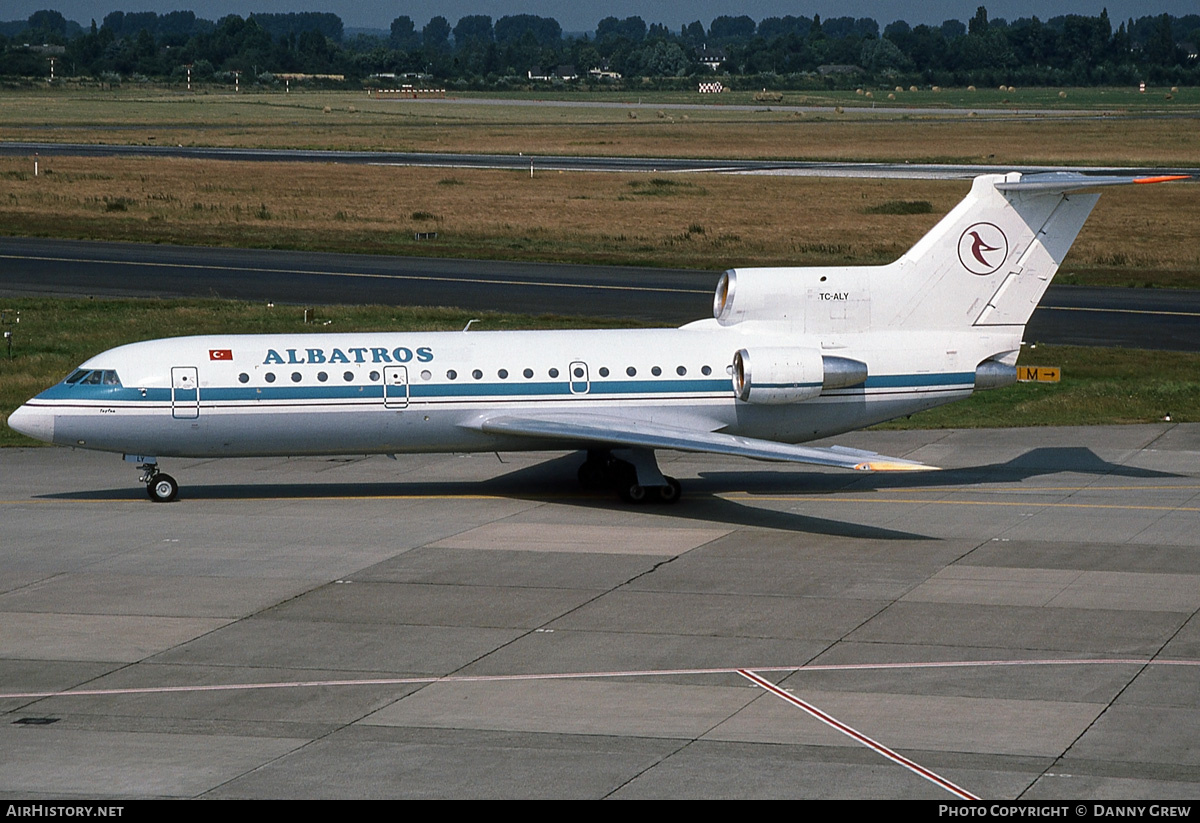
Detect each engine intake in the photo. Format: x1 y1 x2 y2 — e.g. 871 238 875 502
734 348 867 404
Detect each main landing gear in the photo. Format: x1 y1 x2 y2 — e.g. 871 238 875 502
577 448 682 504
138 461 178 503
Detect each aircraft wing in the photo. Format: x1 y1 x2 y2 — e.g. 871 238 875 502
473 413 936 472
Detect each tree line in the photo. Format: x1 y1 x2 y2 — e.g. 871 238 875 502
1 7 1197 87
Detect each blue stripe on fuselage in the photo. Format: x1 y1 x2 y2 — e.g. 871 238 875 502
33 372 974 405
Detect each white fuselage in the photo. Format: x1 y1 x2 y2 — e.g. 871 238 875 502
12 320 1007 459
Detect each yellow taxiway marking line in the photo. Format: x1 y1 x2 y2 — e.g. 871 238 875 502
833 484 1200 493
723 494 1200 512
0 494 519 504
4 490 1198 511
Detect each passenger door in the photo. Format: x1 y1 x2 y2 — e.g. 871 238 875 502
171 366 199 419
384 365 409 408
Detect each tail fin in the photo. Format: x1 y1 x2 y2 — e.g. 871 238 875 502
710 172 1188 334
880 172 1188 330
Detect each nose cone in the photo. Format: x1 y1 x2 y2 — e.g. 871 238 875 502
7 404 55 444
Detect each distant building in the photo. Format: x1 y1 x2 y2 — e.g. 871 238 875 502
696 45 726 70
528 65 578 81
588 61 622 80
277 73 346 81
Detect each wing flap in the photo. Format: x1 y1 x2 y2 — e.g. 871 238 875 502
473 413 936 472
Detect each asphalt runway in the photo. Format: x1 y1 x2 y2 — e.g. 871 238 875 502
2 424 1199 798
2 236 1198 350
3 141 1198 179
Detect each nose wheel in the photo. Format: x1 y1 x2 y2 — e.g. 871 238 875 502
138 463 178 503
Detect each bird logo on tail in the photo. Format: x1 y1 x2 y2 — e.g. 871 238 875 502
957 222 1009 275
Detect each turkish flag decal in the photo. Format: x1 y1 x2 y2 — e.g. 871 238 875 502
209 349 233 361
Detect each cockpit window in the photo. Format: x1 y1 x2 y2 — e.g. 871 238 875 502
68 369 121 386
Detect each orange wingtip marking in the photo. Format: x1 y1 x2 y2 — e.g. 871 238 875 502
854 461 940 472
1133 175 1191 184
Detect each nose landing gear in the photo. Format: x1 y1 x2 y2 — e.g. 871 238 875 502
138 461 178 503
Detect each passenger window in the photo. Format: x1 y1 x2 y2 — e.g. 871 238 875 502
265 373 276 383
676 366 686 376
472 369 483 380
498 369 508 379
523 368 534 379
702 365 712 376
549 368 559 378
343 371 354 382
599 367 609 377
369 371 380 381
238 373 250 384
651 366 662 376
291 372 302 383
626 366 636 377
317 372 328 382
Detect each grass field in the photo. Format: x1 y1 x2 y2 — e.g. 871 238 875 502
0 87 1197 286
456 86 1200 111
2 297 1196 448
2 154 1196 284
0 87 1198 166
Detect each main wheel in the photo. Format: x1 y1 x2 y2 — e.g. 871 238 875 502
654 477 682 504
619 481 649 504
147 473 178 503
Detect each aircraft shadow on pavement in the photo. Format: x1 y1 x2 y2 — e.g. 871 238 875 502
42 447 1178 539
41 452 930 540
701 446 1186 495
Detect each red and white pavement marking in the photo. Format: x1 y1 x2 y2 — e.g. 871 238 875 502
737 668 980 800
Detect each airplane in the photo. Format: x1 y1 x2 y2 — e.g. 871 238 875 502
7 171 1189 503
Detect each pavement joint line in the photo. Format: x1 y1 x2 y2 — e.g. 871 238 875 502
737 668 980 800
0 253 710 295
2 657 1193 702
